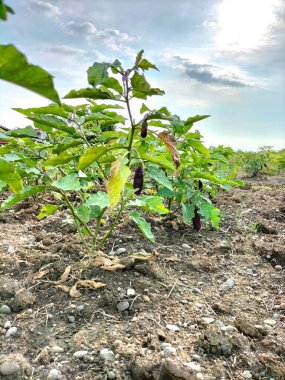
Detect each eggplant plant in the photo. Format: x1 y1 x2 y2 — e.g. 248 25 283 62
0 51 243 255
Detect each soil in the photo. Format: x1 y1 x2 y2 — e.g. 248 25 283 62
0 174 284 380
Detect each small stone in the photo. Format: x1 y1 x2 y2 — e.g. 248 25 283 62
219 279 234 292
181 299 189 304
193 288 201 294
263 319 276 326
47 368 62 380
242 370 252 379
50 346 64 353
0 305 11 314
266 254 271 259
73 350 88 358
182 244 191 251
117 247 126 254
68 315 76 323
275 265 282 271
116 301 129 312
201 317 215 325
191 354 201 362
76 305 85 312
166 324 180 332
100 348 115 362
5 326 17 337
187 362 201 373
0 361 20 376
221 325 235 333
126 288 135 297
160 343 176 357
196 373 204 380
143 295 150 302
4 321 11 329
107 371 116 379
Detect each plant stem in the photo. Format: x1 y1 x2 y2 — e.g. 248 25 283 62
124 82 136 165
92 207 107 252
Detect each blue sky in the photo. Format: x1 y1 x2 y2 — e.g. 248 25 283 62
1 0 284 150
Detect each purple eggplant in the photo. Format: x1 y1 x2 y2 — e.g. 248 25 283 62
133 166 144 195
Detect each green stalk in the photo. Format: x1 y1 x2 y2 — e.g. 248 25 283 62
92 207 107 252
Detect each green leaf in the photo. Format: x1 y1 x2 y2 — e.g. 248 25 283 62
0 179 7 191
135 50 144 65
45 152 74 167
211 208 220 228
38 204 60 220
64 88 114 100
77 146 108 170
140 195 169 215
131 72 164 99
102 77 123 94
52 173 82 191
87 62 110 86
138 59 159 71
27 115 78 136
85 191 109 209
1 153 20 162
140 103 150 114
0 1 14 21
189 171 243 187
0 172 22 193
187 139 210 156
107 156 131 208
75 204 90 223
0 45 60 103
6 126 38 138
181 203 195 224
185 115 210 126
129 211 155 243
147 166 173 190
14 104 72 119
140 153 175 171
0 185 45 210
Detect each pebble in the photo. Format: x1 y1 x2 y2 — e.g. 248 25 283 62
100 348 115 362
191 354 201 362
193 288 201 294
180 299 189 304
219 279 235 292
160 343 176 357
166 324 180 332
76 305 85 312
5 326 17 337
187 361 201 372
50 346 65 353
264 319 276 326
126 288 136 297
117 247 126 254
201 317 215 325
246 268 258 277
0 305 12 314
242 370 252 379
0 361 20 376
221 325 235 333
275 265 282 271
68 315 76 323
182 243 191 250
47 368 62 380
196 374 204 380
73 350 88 358
117 301 129 311
4 321 12 329
107 371 116 379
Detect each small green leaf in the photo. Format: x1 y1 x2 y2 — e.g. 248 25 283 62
85 191 109 209
38 204 60 220
0 45 60 103
140 195 169 215
87 62 110 86
14 104 72 119
64 88 114 100
129 211 155 243
0 185 45 210
7 126 38 138
185 115 210 126
102 77 123 94
140 103 150 114
77 147 108 170
187 139 210 156
75 204 90 223
138 58 159 71
211 208 220 228
52 173 82 191
45 152 74 168
0 179 7 191
181 203 195 224
147 166 173 190
27 115 78 136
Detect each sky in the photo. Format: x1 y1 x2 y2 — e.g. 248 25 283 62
1 0 285 150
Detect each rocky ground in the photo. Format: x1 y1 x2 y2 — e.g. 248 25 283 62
0 174 284 380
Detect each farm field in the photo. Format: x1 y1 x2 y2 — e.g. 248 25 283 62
0 174 284 380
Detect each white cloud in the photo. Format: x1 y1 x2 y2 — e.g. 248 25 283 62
28 0 61 17
42 44 87 56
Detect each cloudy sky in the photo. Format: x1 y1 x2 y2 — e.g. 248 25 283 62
1 0 285 150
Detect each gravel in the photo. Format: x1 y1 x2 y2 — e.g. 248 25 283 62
73 350 88 358
166 324 180 332
100 348 115 362
0 361 20 376
219 278 235 291
116 301 129 312
0 304 11 314
47 368 62 380
117 247 126 254
5 326 17 337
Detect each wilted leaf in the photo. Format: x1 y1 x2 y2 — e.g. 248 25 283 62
32 269 50 281
69 283 81 298
38 204 60 220
103 263 126 271
107 157 131 208
70 280 106 298
130 250 159 261
56 284 71 293
49 265 71 285
158 132 180 168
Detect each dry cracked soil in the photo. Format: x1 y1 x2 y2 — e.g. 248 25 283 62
0 174 284 380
